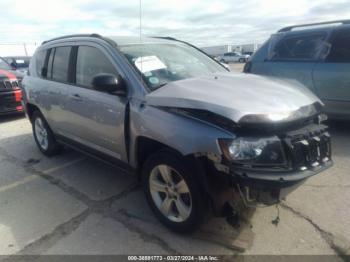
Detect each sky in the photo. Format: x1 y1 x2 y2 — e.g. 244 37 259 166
0 0 350 49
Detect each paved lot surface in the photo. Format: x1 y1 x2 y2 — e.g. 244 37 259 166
0 64 349 258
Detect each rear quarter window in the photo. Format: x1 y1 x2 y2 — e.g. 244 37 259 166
35 50 47 77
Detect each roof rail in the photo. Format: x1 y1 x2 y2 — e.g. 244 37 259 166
41 33 103 45
278 20 350 32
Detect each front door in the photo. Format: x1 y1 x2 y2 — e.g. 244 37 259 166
64 45 128 162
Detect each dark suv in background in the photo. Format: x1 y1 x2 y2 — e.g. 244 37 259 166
245 20 350 119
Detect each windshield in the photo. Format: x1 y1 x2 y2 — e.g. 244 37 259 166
0 58 11 70
119 43 226 91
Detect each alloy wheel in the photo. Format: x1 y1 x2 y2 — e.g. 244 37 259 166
149 164 192 222
34 117 49 151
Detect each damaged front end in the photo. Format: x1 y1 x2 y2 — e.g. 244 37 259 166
210 111 332 207
146 72 333 209
159 102 333 209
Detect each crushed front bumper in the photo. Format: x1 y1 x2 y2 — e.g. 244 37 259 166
232 160 333 205
229 124 333 205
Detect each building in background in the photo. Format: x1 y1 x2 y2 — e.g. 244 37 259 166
0 43 39 57
200 45 233 57
201 43 262 57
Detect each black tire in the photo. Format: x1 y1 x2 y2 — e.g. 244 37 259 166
142 150 205 233
239 58 245 63
32 111 62 157
220 59 226 63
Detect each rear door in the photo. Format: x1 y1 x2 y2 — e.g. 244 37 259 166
41 46 72 134
312 27 350 117
64 44 128 162
252 32 327 93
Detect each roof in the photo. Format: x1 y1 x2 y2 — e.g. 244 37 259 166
278 19 350 33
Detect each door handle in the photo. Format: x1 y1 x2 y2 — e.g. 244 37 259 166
71 94 83 101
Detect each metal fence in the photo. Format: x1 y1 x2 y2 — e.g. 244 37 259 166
0 43 40 57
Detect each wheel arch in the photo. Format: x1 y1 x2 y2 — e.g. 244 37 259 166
134 136 211 198
135 136 182 171
26 103 41 123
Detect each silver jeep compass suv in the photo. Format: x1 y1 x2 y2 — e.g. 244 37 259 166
22 34 332 232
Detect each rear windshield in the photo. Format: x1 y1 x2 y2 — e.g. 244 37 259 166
119 43 226 91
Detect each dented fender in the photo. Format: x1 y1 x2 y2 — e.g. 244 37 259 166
128 99 235 168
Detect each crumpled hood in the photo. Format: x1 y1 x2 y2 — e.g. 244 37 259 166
146 72 322 124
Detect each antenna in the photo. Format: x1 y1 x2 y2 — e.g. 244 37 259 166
139 0 143 79
139 0 142 42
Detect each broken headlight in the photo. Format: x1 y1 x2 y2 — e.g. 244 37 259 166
218 136 286 166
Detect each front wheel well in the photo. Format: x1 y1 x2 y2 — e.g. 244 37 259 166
135 136 212 199
136 137 182 171
26 103 40 123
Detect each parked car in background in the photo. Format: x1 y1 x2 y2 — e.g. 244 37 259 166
22 34 332 233
217 52 250 63
244 20 350 120
4 56 31 74
0 57 23 115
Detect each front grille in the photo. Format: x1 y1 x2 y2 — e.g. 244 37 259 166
5 81 12 89
283 124 331 171
0 80 19 90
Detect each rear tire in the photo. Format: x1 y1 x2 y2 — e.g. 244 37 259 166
32 111 62 157
142 150 205 233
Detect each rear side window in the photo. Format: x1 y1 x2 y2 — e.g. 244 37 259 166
35 50 47 77
269 33 326 61
327 29 350 63
52 46 71 82
76 46 118 88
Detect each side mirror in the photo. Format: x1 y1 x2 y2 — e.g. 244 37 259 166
91 74 127 96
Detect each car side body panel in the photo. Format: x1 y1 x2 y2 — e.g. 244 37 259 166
128 98 234 168
313 62 350 118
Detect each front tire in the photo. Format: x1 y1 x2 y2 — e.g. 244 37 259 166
32 111 62 156
142 150 205 233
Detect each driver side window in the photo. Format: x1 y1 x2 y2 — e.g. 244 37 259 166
76 46 118 88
